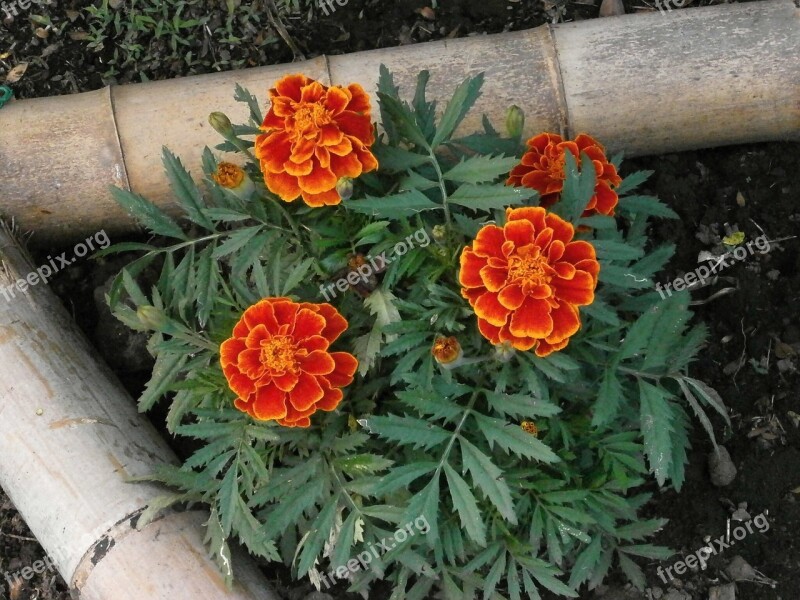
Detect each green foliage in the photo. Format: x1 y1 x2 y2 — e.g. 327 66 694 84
105 68 729 598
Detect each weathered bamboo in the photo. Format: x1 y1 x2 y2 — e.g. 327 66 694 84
0 223 279 599
0 0 797 244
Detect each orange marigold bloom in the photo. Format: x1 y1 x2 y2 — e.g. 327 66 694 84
220 298 358 427
212 162 246 188
506 133 622 218
431 336 462 365
459 206 599 356
254 74 378 208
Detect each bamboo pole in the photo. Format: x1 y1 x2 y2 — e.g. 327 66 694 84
0 224 279 599
0 0 797 244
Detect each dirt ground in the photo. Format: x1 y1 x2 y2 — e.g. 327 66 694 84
1 1 797 599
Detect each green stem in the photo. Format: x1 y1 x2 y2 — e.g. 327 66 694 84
428 150 451 229
434 392 478 477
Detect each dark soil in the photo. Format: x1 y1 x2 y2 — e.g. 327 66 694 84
1 1 797 600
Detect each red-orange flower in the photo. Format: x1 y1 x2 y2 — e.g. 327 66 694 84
459 206 599 356
220 298 358 427
254 74 378 207
506 133 622 218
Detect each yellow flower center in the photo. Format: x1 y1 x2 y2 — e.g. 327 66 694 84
260 335 298 374
293 103 331 133
508 252 551 289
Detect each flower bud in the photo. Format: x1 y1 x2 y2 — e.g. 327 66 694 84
493 340 516 363
431 336 463 368
520 420 538 437
212 162 255 200
432 224 447 242
208 111 234 137
505 105 524 139
336 177 354 200
137 305 169 331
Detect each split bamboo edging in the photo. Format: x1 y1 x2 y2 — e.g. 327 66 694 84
0 223 280 599
0 0 797 244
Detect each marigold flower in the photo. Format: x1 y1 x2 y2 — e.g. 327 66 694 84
431 336 462 366
254 74 378 208
506 133 622 218
459 206 599 356
520 421 538 436
220 297 358 427
212 162 255 200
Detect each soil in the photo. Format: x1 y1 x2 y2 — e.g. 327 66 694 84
1 1 797 599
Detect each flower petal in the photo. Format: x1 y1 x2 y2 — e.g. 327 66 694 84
252 384 287 421
508 297 553 338
289 372 324 411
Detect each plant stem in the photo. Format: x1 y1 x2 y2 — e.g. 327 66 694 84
428 150 451 229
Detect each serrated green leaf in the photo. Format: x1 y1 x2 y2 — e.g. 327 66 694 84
460 438 516 524
443 155 519 185
162 148 214 230
138 351 188 412
592 368 623 427
110 186 187 240
444 463 486 546
615 170 653 195
346 189 440 219
567 536 602 589
375 462 437 495
592 240 645 262
639 380 675 486
368 415 450 449
618 195 679 219
448 183 533 211
374 145 429 172
683 377 730 425
212 226 263 258
473 414 559 463
378 92 429 148
432 73 484 147
297 494 339 575
334 454 393 476
219 464 239 536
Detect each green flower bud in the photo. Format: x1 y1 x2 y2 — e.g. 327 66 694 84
208 112 234 137
137 306 169 331
505 105 524 139
336 177 354 200
432 224 447 242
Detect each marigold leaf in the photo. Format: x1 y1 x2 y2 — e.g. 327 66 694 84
346 189 440 219
432 73 484 147
639 380 675 486
443 155 519 185
110 185 187 240
615 170 653 195
162 148 215 231
459 438 517 524
618 194 679 219
443 463 486 546
369 415 450 450
448 183 533 211
592 368 624 427
138 351 188 412
567 536 602 589
473 414 559 463
297 494 339 576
